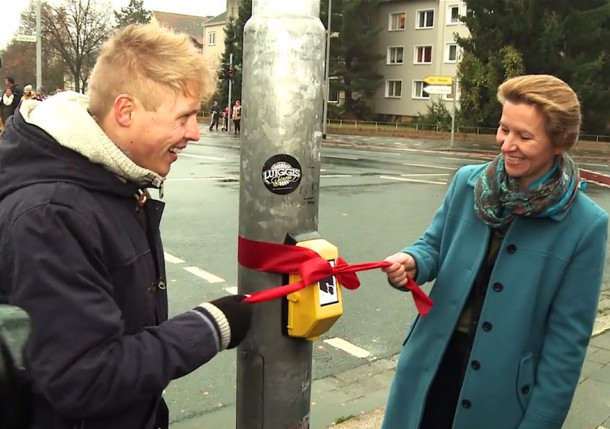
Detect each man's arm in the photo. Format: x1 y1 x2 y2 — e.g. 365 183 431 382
2 203 244 418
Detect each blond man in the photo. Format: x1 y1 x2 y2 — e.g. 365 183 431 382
0 24 252 429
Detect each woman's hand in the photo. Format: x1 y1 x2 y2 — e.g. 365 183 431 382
382 252 418 287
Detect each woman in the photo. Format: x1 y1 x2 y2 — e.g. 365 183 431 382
232 99 241 135
382 74 608 429
0 88 17 128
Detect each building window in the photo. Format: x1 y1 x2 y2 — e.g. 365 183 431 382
387 47 404 64
412 80 430 99
208 31 216 46
389 12 406 31
386 80 402 98
328 78 340 102
445 43 458 62
448 4 461 24
416 9 434 29
414 45 432 64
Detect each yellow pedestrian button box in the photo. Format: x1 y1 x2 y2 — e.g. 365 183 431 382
283 234 343 340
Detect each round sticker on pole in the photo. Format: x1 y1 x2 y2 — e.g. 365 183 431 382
262 154 302 195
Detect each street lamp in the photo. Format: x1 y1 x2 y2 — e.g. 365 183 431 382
322 0 331 139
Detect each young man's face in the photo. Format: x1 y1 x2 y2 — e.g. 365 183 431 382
127 85 201 176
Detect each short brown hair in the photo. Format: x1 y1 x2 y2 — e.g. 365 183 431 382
497 74 581 150
88 23 213 118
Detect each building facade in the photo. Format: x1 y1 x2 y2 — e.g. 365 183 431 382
203 0 242 73
373 0 469 120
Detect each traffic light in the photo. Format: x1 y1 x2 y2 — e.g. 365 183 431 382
227 66 234 79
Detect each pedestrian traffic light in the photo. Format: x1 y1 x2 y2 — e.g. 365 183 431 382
228 67 234 79
282 233 344 340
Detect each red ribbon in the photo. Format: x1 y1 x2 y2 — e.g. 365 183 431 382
237 236 433 316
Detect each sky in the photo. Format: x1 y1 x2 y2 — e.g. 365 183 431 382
0 0 226 49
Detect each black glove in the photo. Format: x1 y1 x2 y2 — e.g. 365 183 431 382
210 294 253 349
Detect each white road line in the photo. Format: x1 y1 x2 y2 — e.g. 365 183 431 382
324 155 360 160
403 162 456 171
324 338 372 359
183 266 225 284
180 153 225 161
441 156 482 162
581 162 609 168
165 176 237 181
321 174 353 178
164 252 185 264
224 286 238 295
380 175 447 185
400 173 450 177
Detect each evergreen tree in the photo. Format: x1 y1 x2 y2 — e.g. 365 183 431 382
217 0 252 108
114 0 151 29
458 0 610 132
321 0 383 119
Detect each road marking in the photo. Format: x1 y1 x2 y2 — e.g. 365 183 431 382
165 176 237 182
224 286 238 295
400 173 450 177
403 162 456 171
183 266 225 284
581 162 609 168
164 252 185 264
324 338 372 359
324 155 360 160
380 175 447 185
441 156 481 162
321 174 352 178
180 153 225 161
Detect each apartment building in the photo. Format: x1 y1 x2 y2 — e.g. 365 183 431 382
373 0 469 120
203 0 242 73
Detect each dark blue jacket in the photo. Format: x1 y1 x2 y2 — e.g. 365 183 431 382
0 110 223 429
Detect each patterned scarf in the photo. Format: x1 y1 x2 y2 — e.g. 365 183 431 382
474 153 579 228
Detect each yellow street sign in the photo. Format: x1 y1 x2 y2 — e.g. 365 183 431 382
423 75 453 86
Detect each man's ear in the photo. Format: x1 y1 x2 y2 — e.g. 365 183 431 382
113 94 135 127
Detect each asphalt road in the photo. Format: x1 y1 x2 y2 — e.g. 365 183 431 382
160 129 610 425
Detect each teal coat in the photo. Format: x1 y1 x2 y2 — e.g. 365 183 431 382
382 164 608 429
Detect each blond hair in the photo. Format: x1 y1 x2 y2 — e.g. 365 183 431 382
88 23 213 118
497 74 581 150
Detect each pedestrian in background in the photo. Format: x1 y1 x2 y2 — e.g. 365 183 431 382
0 23 253 429
221 105 229 131
209 100 220 131
232 99 241 135
0 88 17 129
382 74 607 429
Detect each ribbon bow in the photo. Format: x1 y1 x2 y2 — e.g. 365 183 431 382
238 236 433 316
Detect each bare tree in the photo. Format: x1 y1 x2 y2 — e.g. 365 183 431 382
43 0 112 93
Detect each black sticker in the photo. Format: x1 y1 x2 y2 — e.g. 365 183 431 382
262 154 302 195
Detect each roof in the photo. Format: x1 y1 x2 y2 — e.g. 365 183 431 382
151 11 210 44
204 11 228 27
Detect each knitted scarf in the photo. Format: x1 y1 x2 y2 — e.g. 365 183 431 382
474 153 578 228
2 94 14 106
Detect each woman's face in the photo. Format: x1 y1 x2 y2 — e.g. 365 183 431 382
5 89 12 96
496 100 564 190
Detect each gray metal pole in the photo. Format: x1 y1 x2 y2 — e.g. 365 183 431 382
450 77 457 149
36 0 42 89
228 53 233 133
322 0 331 140
237 0 324 428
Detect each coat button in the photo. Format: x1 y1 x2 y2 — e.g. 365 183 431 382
461 399 472 409
492 282 503 292
521 385 530 395
482 322 492 331
471 360 481 370
507 244 517 254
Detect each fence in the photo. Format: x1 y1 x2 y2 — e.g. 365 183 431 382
326 119 610 143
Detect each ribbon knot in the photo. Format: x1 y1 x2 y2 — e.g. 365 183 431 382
237 236 433 316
